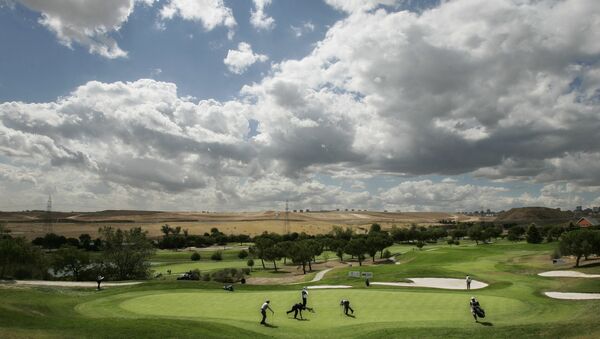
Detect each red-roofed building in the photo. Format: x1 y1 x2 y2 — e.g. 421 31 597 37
576 217 599 228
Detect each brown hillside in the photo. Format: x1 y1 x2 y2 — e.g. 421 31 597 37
494 207 574 223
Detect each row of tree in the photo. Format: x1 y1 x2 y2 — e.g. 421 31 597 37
559 229 600 267
248 224 394 273
1 225 155 281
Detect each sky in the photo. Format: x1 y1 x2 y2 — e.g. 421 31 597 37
1 0 600 213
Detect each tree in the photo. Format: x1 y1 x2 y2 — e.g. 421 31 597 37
287 241 312 274
247 258 254 272
79 234 92 250
238 249 248 259
559 230 596 267
369 223 382 234
263 243 284 271
253 235 275 269
1 236 46 279
191 252 201 261
468 225 484 245
211 251 223 261
52 245 90 281
507 225 525 241
526 224 543 244
336 247 344 262
99 227 155 280
345 238 367 266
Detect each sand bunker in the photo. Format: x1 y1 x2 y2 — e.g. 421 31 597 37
539 271 600 278
371 278 487 290
545 292 600 300
307 285 352 289
11 280 142 288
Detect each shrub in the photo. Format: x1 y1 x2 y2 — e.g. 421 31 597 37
382 249 392 259
211 268 245 283
238 250 248 259
454 240 460 245
191 251 201 261
447 239 454 245
190 269 201 280
202 273 211 281
211 251 223 261
247 259 254 271
416 241 425 250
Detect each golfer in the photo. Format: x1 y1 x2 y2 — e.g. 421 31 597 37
286 303 306 319
466 275 472 290
470 296 481 322
96 275 104 290
260 300 274 325
301 287 309 306
340 299 354 316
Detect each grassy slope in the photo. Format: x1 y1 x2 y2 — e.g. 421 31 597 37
2 240 600 338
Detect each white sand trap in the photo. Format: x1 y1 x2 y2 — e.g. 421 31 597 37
545 292 600 300
539 271 600 278
371 278 488 290
12 280 142 288
307 285 352 289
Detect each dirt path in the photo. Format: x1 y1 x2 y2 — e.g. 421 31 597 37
370 278 487 290
545 292 600 300
5 280 143 288
539 271 600 278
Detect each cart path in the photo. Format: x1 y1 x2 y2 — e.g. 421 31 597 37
311 268 334 282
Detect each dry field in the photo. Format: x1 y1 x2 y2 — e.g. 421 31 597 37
2 210 489 239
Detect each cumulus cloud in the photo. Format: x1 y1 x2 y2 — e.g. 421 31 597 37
0 79 253 195
159 0 236 39
250 0 274 31
3 0 600 211
223 42 269 74
14 0 153 58
290 21 315 37
242 0 600 185
324 0 399 13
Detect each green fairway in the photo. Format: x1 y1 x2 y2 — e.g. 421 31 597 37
3 240 600 338
78 289 529 328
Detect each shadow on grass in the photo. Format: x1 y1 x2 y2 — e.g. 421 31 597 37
578 261 600 268
294 318 309 321
262 323 278 328
344 314 356 318
478 321 493 326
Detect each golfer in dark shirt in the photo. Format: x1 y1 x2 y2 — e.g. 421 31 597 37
340 299 354 315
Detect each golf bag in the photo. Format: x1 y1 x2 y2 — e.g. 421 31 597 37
474 306 485 318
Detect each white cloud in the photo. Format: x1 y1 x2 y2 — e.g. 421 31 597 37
14 0 153 58
324 0 398 13
250 0 274 31
290 21 315 37
3 0 600 211
223 42 268 74
159 0 236 39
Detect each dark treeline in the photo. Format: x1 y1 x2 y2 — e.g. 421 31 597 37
3 220 599 281
1 224 154 282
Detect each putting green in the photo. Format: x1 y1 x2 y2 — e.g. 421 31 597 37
78 289 529 330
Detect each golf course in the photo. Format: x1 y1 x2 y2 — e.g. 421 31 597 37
2 240 600 338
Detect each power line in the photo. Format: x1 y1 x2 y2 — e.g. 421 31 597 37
44 195 53 234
